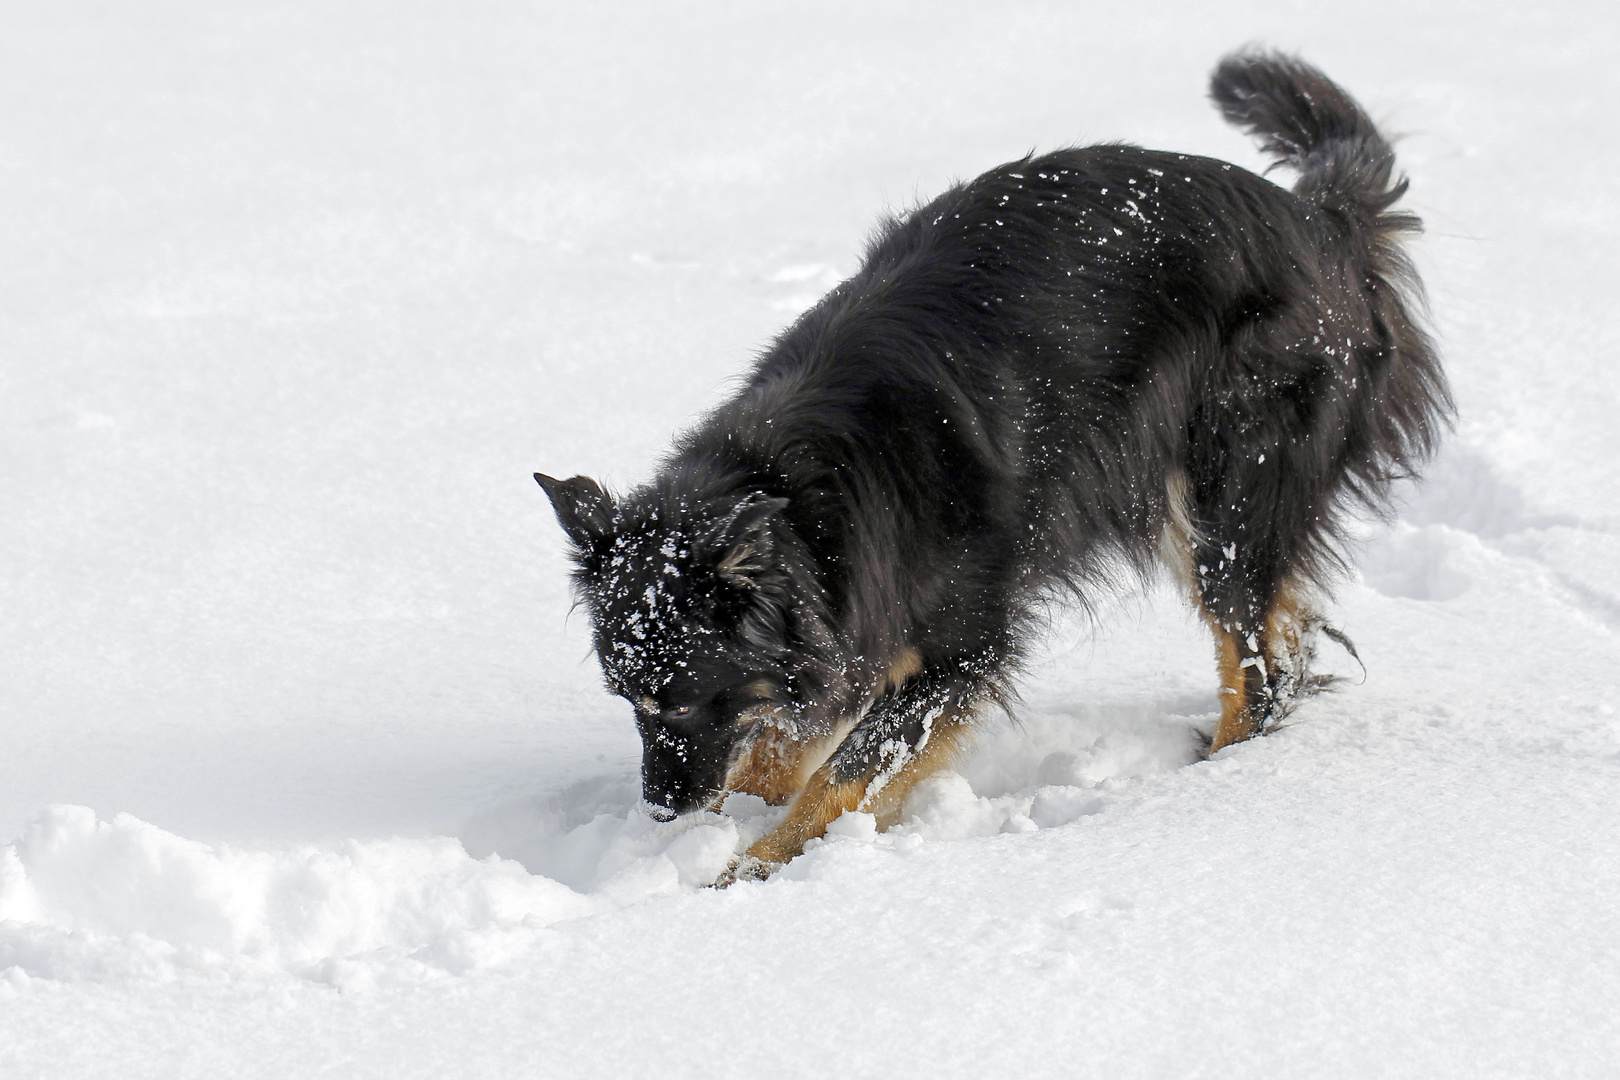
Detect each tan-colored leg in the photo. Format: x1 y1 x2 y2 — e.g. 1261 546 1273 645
726 722 821 806
1160 472 1329 753
1203 576 1321 753
722 648 925 807
1160 472 1262 752
1208 623 1257 752
721 697 977 882
741 771 870 867
1263 576 1320 685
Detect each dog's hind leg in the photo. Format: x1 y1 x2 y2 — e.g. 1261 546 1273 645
1198 573 1326 751
722 667 988 880
1162 472 1328 753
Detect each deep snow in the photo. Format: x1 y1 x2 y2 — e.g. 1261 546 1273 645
3 2 1618 1077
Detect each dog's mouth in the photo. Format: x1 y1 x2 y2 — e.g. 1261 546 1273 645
640 791 728 822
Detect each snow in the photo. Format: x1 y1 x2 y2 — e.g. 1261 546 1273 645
3 1 1619 1076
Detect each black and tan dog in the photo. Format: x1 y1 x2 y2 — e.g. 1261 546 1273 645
536 51 1449 882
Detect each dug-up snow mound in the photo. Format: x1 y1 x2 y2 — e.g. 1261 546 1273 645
0 705 1202 990
0 803 715 990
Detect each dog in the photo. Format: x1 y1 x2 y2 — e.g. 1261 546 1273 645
536 50 1450 883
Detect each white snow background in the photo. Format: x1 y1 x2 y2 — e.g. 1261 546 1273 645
3 1 1618 1076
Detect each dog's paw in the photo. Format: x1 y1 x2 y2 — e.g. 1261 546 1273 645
710 854 779 889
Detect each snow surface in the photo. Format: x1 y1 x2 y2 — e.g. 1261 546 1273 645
3 2 1619 1076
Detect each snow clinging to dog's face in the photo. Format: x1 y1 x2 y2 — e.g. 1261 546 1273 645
536 473 797 817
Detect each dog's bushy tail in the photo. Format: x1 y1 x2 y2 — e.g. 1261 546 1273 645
1211 49 1453 511
1210 49 1411 227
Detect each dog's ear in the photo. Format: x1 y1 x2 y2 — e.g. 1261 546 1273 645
710 495 791 653
534 473 614 547
713 495 789 590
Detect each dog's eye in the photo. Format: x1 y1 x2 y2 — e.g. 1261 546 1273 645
668 705 693 718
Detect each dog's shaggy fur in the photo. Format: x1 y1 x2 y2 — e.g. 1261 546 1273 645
537 51 1450 881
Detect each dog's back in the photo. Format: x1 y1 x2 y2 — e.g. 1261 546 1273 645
538 51 1449 879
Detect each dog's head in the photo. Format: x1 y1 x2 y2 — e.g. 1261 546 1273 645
536 473 797 818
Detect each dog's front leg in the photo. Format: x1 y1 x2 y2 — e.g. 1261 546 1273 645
716 671 983 884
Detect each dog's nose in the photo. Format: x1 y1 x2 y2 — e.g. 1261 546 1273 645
640 799 677 822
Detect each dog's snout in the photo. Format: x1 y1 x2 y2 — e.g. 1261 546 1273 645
640 798 678 822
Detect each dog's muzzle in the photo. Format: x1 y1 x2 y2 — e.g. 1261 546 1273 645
639 798 678 822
